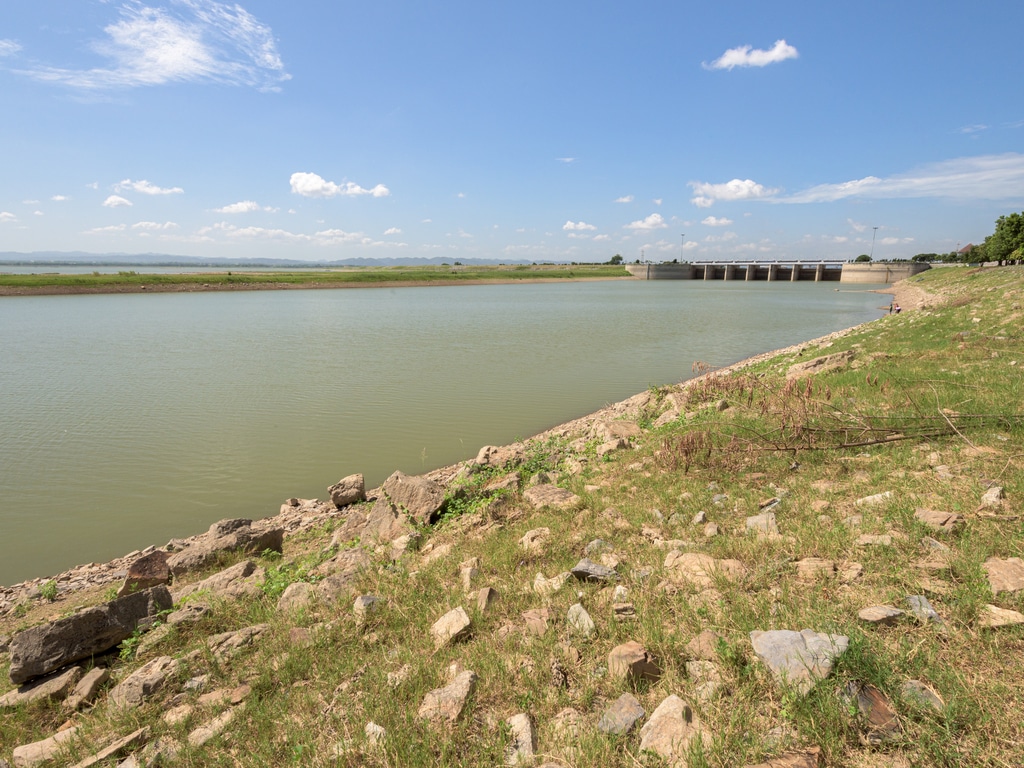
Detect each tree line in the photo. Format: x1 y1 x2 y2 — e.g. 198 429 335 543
911 211 1024 265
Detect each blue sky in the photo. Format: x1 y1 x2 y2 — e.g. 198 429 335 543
1 1 1022 263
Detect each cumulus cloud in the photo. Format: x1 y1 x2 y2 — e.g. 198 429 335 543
86 224 128 233
102 194 133 208
690 178 778 208
0 40 21 57
625 213 667 231
132 221 179 230
117 179 184 195
0 211 17 223
614 195 634 203
13 1 288 90
704 39 798 71
701 215 733 227
51 195 70 202
289 172 390 199
780 154 1024 203
557 157 576 164
384 227 402 235
563 221 596 231
200 220 383 246
213 200 269 213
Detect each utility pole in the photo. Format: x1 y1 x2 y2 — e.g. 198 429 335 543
870 226 879 260
680 234 685 261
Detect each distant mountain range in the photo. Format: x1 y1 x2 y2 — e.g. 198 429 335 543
0 251 557 267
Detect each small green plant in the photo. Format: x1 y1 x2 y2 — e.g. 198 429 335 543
39 580 58 602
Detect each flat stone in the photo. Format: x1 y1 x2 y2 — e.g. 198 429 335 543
188 704 243 747
608 640 660 683
520 528 551 551
165 603 211 626
8 586 172 685
980 486 1005 507
664 551 746 587
11 726 79 768
914 508 963 533
746 512 779 536
854 491 892 507
750 629 849 695
173 560 262 601
166 520 282 575
109 656 178 709
795 558 837 580
277 581 315 612
66 666 110 711
522 485 580 510
982 557 1024 594
858 605 905 625
504 713 536 766
845 682 901 744
117 551 171 598
431 607 471 648
855 534 893 547
68 726 149 768
597 692 645 735
0 665 82 709
418 669 477 724
685 660 722 703
744 747 822 768
639 695 708 761
522 608 552 637
533 572 571 596
570 558 617 583
902 680 945 712
566 604 595 637
685 630 723 661
906 595 946 629
978 604 1024 628
206 624 268 660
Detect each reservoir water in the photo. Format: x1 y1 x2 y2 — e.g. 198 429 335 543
0 280 887 585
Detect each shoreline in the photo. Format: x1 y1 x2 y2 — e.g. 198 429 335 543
0 277 930 600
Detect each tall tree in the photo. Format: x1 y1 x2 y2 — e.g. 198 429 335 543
986 212 1024 265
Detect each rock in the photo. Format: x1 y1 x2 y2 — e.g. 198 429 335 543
165 603 211 626
566 604 595 637
596 438 629 456
523 485 580 510
328 474 366 508
0 665 82 709
11 725 79 768
978 604 1024 628
504 713 536 765
592 419 642 442
854 491 892 508
906 595 946 629
597 692 645 735
8 586 172 685
914 508 963 533
570 558 617 583
206 624 268 660
745 747 822 768
982 557 1024 594
67 726 149 768
855 534 893 547
750 629 849 695
608 640 660 683
277 581 315 612
664 551 746 588
786 349 854 379
980 486 1005 508
746 512 779 537
522 608 552 637
109 656 179 709
473 444 524 470
173 560 263 602
188 704 244 747
477 587 498 612
533 572 571 596
418 669 477 724
360 498 413 544
845 682 901 744
520 528 551 552
382 470 445 524
66 666 110 710
639 695 708 762
117 551 171 598
795 558 837 579
686 660 723 703
584 538 612 556
353 595 382 625
685 630 723 661
902 680 945 712
551 707 583 740
365 721 386 748
166 519 283 575
431 607 471 649
858 606 905 626
460 566 478 593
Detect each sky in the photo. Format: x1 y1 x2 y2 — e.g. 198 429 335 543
1 1 1023 264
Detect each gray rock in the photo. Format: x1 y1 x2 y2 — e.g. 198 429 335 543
67 726 149 768
382 470 445 524
522 485 580 510
109 656 178 709
165 603 211 626
858 605 905 625
980 486 1005 507
172 560 263 602
11 725 79 768
504 713 536 765
328 474 366 508
206 624 268 660
750 629 849 695
746 512 779 536
8 586 172 685
566 604 596 637
0 665 82 709
418 669 477 724
65 666 110 711
902 679 945 712
906 595 946 629
117 551 171 598
584 538 611 556
571 558 617 583
431 607 471 649
188 704 244 747
353 595 382 625
914 508 963 533
638 695 708 761
166 520 283 575
597 692 645 735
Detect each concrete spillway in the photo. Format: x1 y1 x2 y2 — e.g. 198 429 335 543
625 262 929 284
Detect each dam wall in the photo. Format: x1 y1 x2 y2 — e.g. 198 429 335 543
625 262 930 284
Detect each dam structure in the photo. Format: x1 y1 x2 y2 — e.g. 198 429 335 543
625 261 929 284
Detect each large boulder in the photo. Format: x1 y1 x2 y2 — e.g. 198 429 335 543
328 474 366 508
117 550 171 597
8 586 172 685
381 471 446 525
166 519 283 576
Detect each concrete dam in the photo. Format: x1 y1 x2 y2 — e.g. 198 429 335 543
625 262 930 284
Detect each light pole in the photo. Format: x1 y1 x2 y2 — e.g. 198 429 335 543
870 226 879 260
680 234 685 262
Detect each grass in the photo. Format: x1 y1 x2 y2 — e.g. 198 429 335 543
2 265 1024 766
0 263 629 292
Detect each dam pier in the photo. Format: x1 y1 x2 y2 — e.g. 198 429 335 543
626 261 930 284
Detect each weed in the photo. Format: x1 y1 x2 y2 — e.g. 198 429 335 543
39 580 57 602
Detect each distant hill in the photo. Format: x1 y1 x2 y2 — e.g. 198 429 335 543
0 251 565 267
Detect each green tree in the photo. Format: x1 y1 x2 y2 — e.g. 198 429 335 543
986 212 1024 265
855 254 871 262
608 254 623 265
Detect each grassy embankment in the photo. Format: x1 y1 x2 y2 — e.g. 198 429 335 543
0 263 629 294
2 265 1023 767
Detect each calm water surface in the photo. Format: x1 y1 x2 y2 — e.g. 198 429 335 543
0 280 888 585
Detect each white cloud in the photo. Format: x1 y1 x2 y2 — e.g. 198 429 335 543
653 198 662 206
86 224 127 233
625 213 667 232
847 219 868 233
0 40 21 57
614 195 634 203
690 178 778 207
0 211 17 223
384 227 402 235
51 195 70 202
200 220 384 247
781 153 1024 203
701 215 733 227
102 194 133 208
132 221 179 230
117 179 184 195
213 200 263 213
289 172 390 199
14 1 288 90
33 210 44 216
557 157 576 164
593 234 610 242
704 39 799 71
22 199 39 205
563 220 596 231
958 124 988 135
